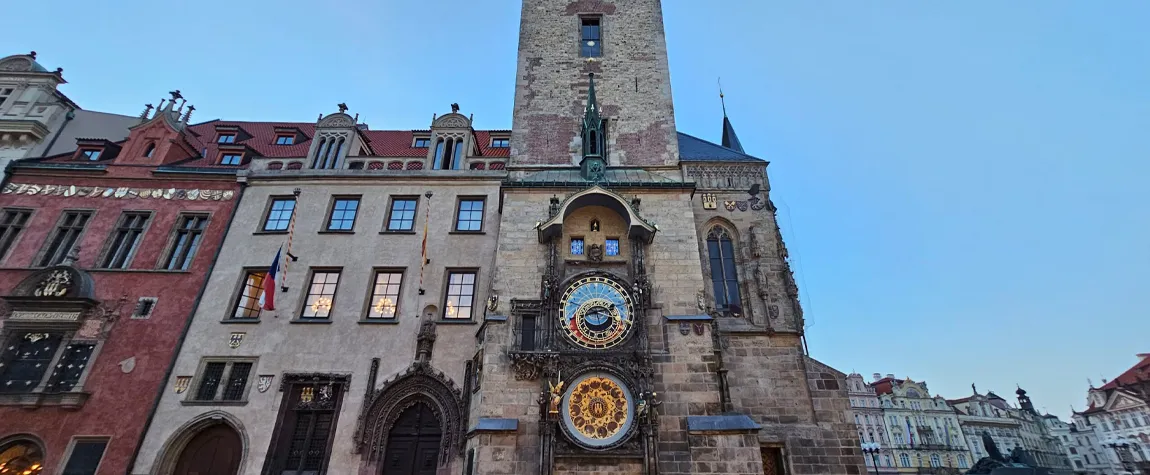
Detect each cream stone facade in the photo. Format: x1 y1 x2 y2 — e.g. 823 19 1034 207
873 376 973 473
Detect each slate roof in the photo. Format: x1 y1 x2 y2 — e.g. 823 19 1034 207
677 132 763 163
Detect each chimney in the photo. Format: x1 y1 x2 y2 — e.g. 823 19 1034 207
873 373 882 382
886 374 895 379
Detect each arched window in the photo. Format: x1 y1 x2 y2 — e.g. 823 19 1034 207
899 453 910 467
452 139 464 169
930 454 941 467
434 138 446 169
706 226 741 313
0 439 44 474
312 138 329 169
958 454 968 468
143 143 155 158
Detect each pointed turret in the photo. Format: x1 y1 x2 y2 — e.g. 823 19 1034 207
719 87 745 153
580 73 607 181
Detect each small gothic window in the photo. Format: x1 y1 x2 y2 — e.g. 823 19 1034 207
706 226 741 313
590 220 600 232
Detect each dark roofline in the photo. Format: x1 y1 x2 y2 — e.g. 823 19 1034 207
676 131 765 162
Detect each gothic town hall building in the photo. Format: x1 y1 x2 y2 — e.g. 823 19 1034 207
0 1 864 474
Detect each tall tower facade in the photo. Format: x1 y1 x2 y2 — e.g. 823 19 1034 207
510 0 679 167
474 1 864 475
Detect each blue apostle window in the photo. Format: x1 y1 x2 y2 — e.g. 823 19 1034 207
605 238 619 256
570 238 584 255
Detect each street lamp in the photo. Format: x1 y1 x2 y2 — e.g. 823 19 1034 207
862 442 882 475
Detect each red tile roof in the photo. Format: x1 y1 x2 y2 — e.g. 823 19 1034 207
872 377 900 395
181 121 510 167
1100 354 1150 391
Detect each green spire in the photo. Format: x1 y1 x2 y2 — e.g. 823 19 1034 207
581 73 606 181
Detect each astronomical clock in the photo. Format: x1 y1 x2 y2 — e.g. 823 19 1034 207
508 184 661 470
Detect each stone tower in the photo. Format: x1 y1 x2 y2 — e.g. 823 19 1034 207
510 0 679 167
468 1 864 475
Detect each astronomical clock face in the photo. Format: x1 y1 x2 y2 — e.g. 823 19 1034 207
561 372 635 448
559 275 634 349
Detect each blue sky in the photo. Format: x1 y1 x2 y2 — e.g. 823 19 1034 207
6 1 1147 418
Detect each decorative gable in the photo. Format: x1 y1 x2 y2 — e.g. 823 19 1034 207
1107 392 1147 411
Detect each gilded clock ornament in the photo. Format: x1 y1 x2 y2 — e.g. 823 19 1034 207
560 372 635 448
559 275 635 349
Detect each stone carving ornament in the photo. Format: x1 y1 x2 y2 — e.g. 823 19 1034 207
355 362 464 464
0 58 32 71
3 183 234 201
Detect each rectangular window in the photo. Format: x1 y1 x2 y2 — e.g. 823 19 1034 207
444 271 476 319
413 137 430 148
217 133 236 144
326 198 359 231
605 238 620 256
0 208 32 260
221 362 253 401
39 211 92 267
44 343 95 392
192 360 255 402
490 138 509 148
581 17 602 57
79 148 102 161
99 212 151 269
263 198 296 232
132 297 158 319
61 439 109 475
386 198 417 231
231 271 266 319
219 153 243 165
275 134 296 145
163 214 208 270
0 332 63 393
570 237 584 255
195 362 227 400
366 271 402 319
302 271 340 319
0 88 12 107
454 198 484 232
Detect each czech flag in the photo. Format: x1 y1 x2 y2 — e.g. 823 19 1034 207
262 247 282 311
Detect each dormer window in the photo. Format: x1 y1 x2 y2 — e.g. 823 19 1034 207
433 137 464 170
79 148 102 161
0 88 13 107
219 153 243 166
413 137 430 148
217 133 236 144
490 138 509 148
275 134 295 145
143 143 155 158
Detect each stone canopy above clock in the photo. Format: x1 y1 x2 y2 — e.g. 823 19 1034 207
536 186 656 244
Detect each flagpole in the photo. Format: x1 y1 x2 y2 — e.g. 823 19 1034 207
281 188 301 292
418 191 433 297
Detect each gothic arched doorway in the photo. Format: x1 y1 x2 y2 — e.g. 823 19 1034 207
173 424 241 475
382 403 442 475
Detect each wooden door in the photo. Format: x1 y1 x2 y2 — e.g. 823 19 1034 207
761 446 786 475
174 424 242 475
383 403 442 475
